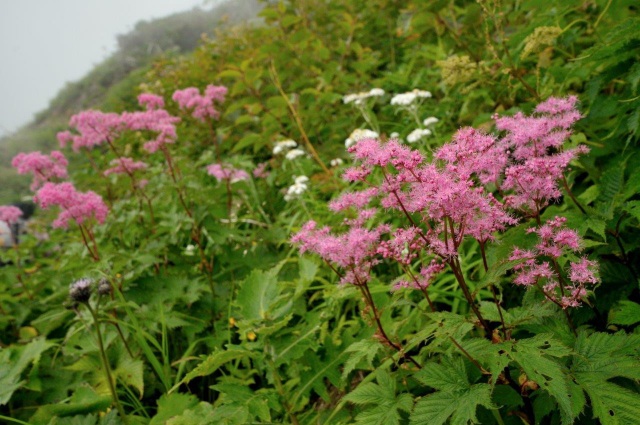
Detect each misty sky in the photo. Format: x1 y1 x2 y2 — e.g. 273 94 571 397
0 0 220 137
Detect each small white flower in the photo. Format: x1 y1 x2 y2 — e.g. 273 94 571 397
423 117 439 127
273 139 298 155
294 175 309 185
390 92 417 106
406 128 432 143
368 88 385 97
390 89 432 106
345 128 379 148
184 244 196 256
390 132 400 139
330 158 344 167
284 175 309 201
285 148 306 160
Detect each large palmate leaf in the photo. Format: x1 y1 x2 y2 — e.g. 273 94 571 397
410 357 494 425
572 331 640 425
344 370 413 425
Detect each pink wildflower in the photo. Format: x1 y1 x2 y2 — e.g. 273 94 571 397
511 216 598 307
172 85 228 122
34 182 108 229
137 93 165 110
207 163 250 183
392 260 445 291
253 162 270 179
292 220 387 285
103 157 148 176
12 151 69 190
0 206 23 224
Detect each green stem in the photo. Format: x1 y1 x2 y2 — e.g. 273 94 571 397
85 303 128 424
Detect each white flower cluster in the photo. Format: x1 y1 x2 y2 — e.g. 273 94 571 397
406 128 432 143
285 149 306 160
343 88 385 105
284 175 309 201
423 117 439 127
272 139 297 155
330 158 344 167
390 89 432 106
345 128 379 148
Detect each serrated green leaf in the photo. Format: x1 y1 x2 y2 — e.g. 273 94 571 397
0 337 54 405
410 384 493 425
149 393 199 425
235 268 280 321
172 349 252 391
345 371 413 425
342 339 381 379
571 331 640 425
609 301 640 326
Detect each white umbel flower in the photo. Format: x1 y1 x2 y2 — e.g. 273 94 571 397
285 148 306 160
330 158 344 167
406 128 432 143
272 139 297 155
284 175 309 201
423 117 439 127
390 89 432 106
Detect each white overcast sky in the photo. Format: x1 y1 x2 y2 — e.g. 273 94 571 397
0 0 222 137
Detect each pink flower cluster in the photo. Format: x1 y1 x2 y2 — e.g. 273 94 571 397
292 220 388 285
293 97 595 303
435 96 586 213
12 151 69 190
103 157 148 177
57 103 180 154
0 206 23 224
510 216 598 308
34 182 108 229
206 163 250 183
172 85 228 122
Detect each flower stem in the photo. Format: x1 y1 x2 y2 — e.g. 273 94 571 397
85 303 128 424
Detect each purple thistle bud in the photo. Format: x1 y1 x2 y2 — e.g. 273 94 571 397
69 278 93 303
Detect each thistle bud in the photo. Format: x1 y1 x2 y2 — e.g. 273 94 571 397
97 278 111 296
69 278 93 304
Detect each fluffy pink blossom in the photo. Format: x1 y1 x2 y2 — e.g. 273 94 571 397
253 162 270 179
34 182 108 229
206 163 250 183
510 217 598 307
0 206 23 224
172 85 228 122
103 157 148 176
292 220 388 285
120 109 180 153
495 96 585 211
393 260 445 291
12 151 69 190
137 93 165 110
59 107 180 154
58 110 123 151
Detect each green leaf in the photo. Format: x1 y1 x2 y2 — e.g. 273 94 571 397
342 339 381 379
114 356 144 398
410 384 494 425
501 335 576 423
172 348 252 391
344 370 413 425
235 268 280 321
0 337 54 405
149 393 199 425
572 331 640 425
608 301 640 326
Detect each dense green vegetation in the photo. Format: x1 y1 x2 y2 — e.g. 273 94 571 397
1 0 639 424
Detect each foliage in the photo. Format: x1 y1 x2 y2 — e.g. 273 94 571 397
1 0 639 424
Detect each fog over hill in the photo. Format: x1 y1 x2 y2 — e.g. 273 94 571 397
0 0 262 204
